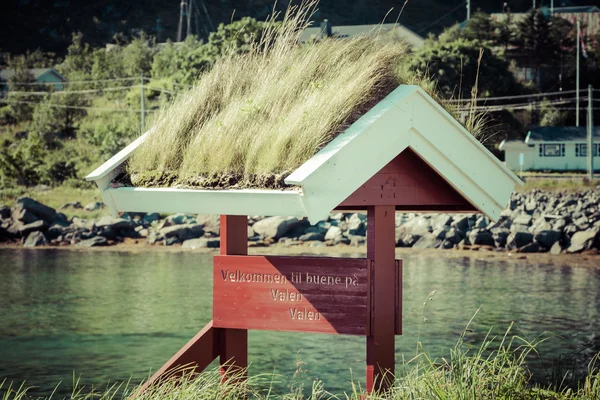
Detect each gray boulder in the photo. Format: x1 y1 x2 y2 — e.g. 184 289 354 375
15 197 56 223
72 217 94 230
84 201 104 211
0 205 11 220
491 228 510 248
96 216 134 230
567 228 600 253
413 233 442 249
194 215 220 236
399 233 421 247
506 231 534 250
299 232 325 242
13 208 39 224
349 235 366 247
147 231 164 245
252 216 298 239
142 213 161 226
329 213 344 221
513 214 533 226
534 230 561 248
517 242 541 253
574 216 590 230
451 215 472 232
348 214 366 236
76 236 108 247
468 229 495 246
14 220 48 237
431 214 452 230
550 241 564 255
324 226 343 241
474 216 489 229
182 238 220 249
59 201 82 210
160 223 205 241
165 213 196 226
46 224 69 240
333 236 351 245
24 231 48 247
164 236 180 246
444 228 462 244
440 239 455 249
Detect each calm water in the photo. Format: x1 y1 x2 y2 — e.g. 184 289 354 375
1 248 599 397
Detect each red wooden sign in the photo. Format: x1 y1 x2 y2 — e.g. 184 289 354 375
213 256 369 335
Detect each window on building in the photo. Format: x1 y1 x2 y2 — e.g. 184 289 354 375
575 143 600 157
539 143 565 157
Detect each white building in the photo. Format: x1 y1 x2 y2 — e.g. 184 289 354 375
499 126 600 172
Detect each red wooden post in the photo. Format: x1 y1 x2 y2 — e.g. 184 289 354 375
366 205 396 393
218 215 248 379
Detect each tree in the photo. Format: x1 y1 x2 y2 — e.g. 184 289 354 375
461 12 497 43
120 32 156 77
56 32 94 80
29 92 89 146
515 10 553 82
408 38 523 100
6 58 38 122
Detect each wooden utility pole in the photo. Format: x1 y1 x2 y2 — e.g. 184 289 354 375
588 85 594 180
140 74 145 132
187 0 193 38
466 0 471 20
177 1 186 42
577 20 581 126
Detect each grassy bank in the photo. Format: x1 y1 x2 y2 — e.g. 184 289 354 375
0 185 107 219
2 325 599 400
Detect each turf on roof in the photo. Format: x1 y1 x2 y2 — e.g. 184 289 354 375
126 7 438 189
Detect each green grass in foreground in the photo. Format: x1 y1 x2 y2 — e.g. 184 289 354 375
2 323 599 400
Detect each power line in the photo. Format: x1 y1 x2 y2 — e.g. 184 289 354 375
456 98 577 112
0 99 154 113
5 77 142 86
417 1 467 34
445 89 579 103
6 85 174 96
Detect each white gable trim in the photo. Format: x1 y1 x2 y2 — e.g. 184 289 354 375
286 85 522 222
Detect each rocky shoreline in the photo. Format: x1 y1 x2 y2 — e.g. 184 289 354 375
1 189 600 254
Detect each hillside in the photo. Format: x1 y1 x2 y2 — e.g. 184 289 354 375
0 0 588 54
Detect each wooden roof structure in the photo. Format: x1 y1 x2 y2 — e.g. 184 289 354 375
87 85 522 223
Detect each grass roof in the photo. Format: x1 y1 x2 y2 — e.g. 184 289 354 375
126 3 470 189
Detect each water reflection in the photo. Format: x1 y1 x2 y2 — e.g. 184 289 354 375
0 249 599 396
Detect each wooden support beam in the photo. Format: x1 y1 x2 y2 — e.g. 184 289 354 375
135 320 219 395
366 205 396 393
218 215 249 379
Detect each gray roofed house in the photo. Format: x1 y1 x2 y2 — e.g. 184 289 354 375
499 126 600 172
525 126 600 143
0 68 66 93
298 21 425 48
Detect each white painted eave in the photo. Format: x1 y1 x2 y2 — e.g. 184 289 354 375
105 187 307 218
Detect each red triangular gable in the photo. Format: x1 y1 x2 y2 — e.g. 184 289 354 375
337 148 477 212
